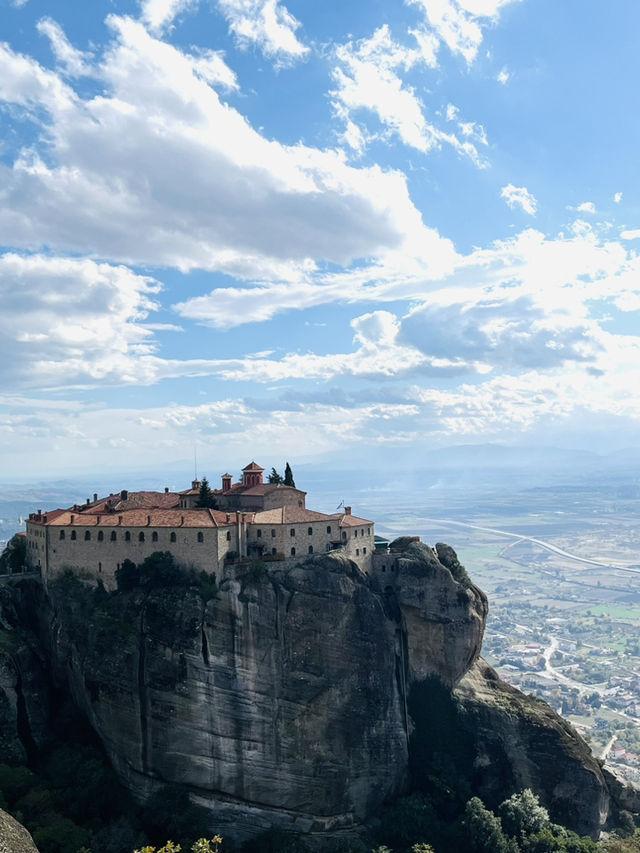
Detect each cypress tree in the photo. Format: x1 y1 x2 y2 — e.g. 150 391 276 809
196 477 217 508
283 462 295 488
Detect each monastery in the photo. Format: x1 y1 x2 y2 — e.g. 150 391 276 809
25 462 376 589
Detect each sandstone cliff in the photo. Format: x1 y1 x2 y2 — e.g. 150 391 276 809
0 540 637 842
0 809 39 853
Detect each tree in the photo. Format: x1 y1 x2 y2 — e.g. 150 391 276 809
462 797 511 853
284 462 295 487
196 477 217 509
267 467 283 484
115 559 140 592
499 789 550 841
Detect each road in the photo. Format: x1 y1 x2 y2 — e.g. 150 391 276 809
422 517 640 574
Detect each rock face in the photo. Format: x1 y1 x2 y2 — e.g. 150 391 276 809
1 539 638 842
454 659 610 838
0 809 39 853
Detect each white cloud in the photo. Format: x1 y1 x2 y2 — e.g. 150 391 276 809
0 253 161 389
140 0 198 33
614 192 623 204
0 19 439 279
36 17 92 77
620 229 640 240
576 201 596 214
331 26 488 166
216 0 308 63
408 0 519 64
496 66 509 84
501 183 538 215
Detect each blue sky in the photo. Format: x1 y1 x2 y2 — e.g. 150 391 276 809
1 0 639 480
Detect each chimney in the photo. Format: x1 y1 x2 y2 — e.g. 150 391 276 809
120 489 128 501
226 513 231 523
37 509 42 516
164 487 169 494
118 515 123 525
147 515 151 526
192 480 201 490
181 515 185 526
70 514 75 523
86 498 90 505
345 506 352 515
222 473 232 493
93 493 98 502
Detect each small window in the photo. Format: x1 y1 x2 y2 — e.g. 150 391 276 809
342 531 347 540
226 531 231 541
363 547 366 554
59 530 65 540
356 548 360 556
98 562 102 573
139 532 145 542
71 530 76 540
367 528 371 535
308 545 313 554
290 546 296 556
354 530 358 537
271 529 276 538
257 529 262 538
290 528 295 537
325 543 331 551
308 527 313 535
84 530 91 541
97 531 104 542
170 532 177 543
382 565 386 572
326 526 331 534
271 548 277 556
152 531 158 542
125 531 131 542
111 531 117 541
197 532 204 543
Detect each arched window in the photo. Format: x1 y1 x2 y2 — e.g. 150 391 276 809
139 532 145 542
125 531 131 542
307 527 313 535
197 532 204 543
363 547 367 554
152 531 158 542
308 545 313 554
59 530 65 540
111 531 117 541
71 530 76 541
290 546 296 556
354 530 358 537
84 530 91 541
170 532 177 542
356 548 360 556
290 528 295 537
97 531 104 542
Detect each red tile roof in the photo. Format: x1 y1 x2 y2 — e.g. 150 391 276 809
242 461 264 471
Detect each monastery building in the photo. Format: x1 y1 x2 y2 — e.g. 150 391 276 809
25 462 375 589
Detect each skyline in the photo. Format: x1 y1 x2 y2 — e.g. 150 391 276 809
1 0 640 480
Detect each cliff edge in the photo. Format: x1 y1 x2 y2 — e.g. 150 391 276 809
0 539 637 842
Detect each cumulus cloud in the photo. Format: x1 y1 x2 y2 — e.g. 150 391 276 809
497 66 510 84
0 254 161 389
614 192 623 204
140 0 198 33
620 229 640 240
0 19 439 279
576 201 596 214
331 26 488 165
216 0 308 63
36 17 92 76
399 292 599 370
501 183 538 215
408 0 519 64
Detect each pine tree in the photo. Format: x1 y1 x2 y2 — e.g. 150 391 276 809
283 462 295 488
196 477 217 508
267 467 284 484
